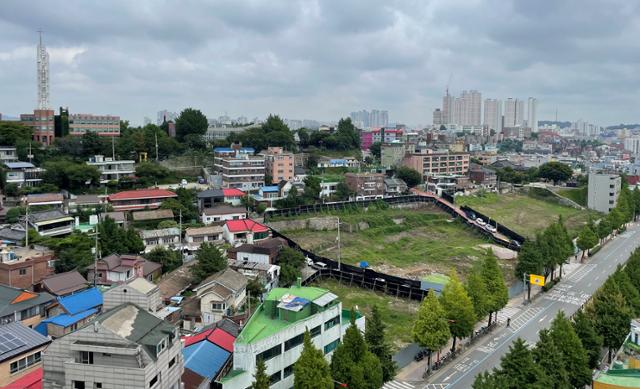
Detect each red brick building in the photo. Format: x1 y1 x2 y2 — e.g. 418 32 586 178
20 109 55 145
0 246 55 290
344 172 385 200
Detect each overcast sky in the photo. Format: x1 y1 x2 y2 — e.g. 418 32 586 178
1 0 639 127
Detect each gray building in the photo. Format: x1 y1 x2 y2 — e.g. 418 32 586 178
102 277 162 313
587 172 621 213
43 303 184 389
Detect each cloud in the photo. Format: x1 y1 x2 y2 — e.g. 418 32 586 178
0 0 638 126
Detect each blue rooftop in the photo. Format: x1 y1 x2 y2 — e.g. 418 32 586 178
183 340 230 379
35 308 98 335
261 185 279 192
213 147 255 153
58 287 102 315
4 162 35 169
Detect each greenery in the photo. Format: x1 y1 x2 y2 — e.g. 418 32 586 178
365 305 397 382
395 166 422 188
47 232 95 273
369 142 382 160
42 158 101 190
482 252 509 325
277 247 306 286
412 291 450 373
228 115 295 152
537 161 573 185
294 331 333 389
306 118 360 152
441 271 476 352
191 242 227 284
145 246 182 274
98 217 145 256
175 108 208 142
251 358 269 389
576 225 598 258
160 188 199 223
572 310 603 369
557 187 587 207
497 139 522 153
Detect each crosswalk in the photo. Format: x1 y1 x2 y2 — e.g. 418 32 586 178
508 306 544 331
495 307 521 324
423 384 449 389
566 263 597 283
383 380 415 389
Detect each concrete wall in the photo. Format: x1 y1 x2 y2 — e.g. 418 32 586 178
103 284 156 312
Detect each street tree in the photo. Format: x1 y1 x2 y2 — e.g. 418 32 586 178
576 225 598 259
515 239 544 300
549 312 591 388
494 338 550 388
572 310 603 369
413 291 450 373
481 252 509 325
440 271 476 353
532 329 571 389
611 267 640 316
597 217 613 244
364 305 396 382
465 268 489 320
294 331 333 388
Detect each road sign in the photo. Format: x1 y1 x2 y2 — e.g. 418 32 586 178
530 274 545 286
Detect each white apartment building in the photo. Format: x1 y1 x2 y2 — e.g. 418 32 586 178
213 147 265 192
625 137 640 155
504 98 525 127
86 155 135 184
461 90 482 126
483 99 502 132
527 97 538 132
587 172 621 213
220 283 365 389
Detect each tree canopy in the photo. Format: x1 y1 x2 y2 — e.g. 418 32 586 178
175 108 208 141
191 242 227 284
537 161 573 184
413 291 450 372
294 331 333 388
396 166 422 188
365 305 396 382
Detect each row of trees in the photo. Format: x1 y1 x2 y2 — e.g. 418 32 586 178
297 118 361 151
474 246 640 388
493 161 573 185
252 306 395 389
413 253 509 372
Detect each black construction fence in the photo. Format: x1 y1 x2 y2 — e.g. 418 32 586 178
459 205 526 246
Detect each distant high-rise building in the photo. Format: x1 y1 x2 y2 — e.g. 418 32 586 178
349 109 389 128
157 110 177 125
527 97 538 132
504 98 525 127
442 92 454 124
452 97 463 125
433 109 443 126
461 90 482 126
483 99 502 131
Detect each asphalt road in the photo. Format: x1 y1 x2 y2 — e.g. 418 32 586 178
419 224 640 389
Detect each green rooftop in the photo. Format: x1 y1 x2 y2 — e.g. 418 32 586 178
235 285 334 345
595 369 640 387
423 273 450 285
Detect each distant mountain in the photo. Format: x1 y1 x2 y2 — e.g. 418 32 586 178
539 120 571 128
606 124 640 130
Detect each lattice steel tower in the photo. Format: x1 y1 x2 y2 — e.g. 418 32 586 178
36 30 50 110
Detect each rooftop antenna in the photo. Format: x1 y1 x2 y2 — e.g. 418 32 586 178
446 73 453 96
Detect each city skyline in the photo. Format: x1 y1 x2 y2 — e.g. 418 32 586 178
1 0 637 126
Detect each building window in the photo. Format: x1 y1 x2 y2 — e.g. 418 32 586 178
10 351 41 374
324 339 340 354
149 374 158 388
310 325 322 338
283 364 294 378
73 382 85 389
20 306 39 320
211 302 226 312
94 383 102 389
256 344 282 363
156 338 167 355
269 371 281 385
284 333 304 351
19 268 27 275
324 315 340 331
80 351 94 364
169 356 176 369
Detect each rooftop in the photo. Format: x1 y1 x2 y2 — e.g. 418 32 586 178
27 209 73 224
223 188 245 197
26 193 64 204
140 227 180 239
57 287 102 315
595 369 640 387
0 285 55 318
132 209 175 221
185 225 224 236
127 277 158 294
224 219 269 233
108 189 177 201
4 161 35 169
0 322 50 363
41 270 87 296
202 205 246 216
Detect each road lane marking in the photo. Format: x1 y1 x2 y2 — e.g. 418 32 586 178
538 314 548 323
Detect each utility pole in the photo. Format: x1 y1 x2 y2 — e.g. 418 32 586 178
92 227 100 287
336 216 341 271
24 204 29 247
179 208 184 263
155 132 159 161
111 136 116 160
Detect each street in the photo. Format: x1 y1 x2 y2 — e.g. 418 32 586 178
386 223 640 389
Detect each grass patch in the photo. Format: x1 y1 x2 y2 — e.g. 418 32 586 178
313 278 419 350
557 187 588 207
455 190 594 238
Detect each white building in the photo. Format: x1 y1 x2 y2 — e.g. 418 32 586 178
504 98 525 128
461 90 482 126
483 99 502 132
624 137 640 155
0 146 18 163
139 228 181 253
220 283 365 389
587 172 621 213
87 155 135 184
527 97 538 132
193 268 247 325
201 206 247 225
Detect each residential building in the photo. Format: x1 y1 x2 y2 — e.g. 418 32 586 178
223 219 270 245
20 109 55 145
67 194 106 213
227 238 288 264
40 271 87 297
103 277 162 313
184 226 224 254
213 147 265 192
86 155 135 183
4 162 44 187
344 172 385 200
588 172 621 213
68 114 120 136
0 322 50 387
593 318 640 389
86 254 162 285
201 205 246 225
181 325 237 387
0 146 18 163
625 136 640 155
139 227 181 253
483 98 502 132
402 150 470 179
381 142 407 168
384 177 408 196
36 287 102 338
316 156 360 169
108 189 177 211
432 108 444 126
42 303 184 389
503 98 525 128
527 97 538 132
262 147 294 184
229 261 280 292
132 209 174 224
469 163 498 189
253 185 284 204
0 245 55 290
219 283 365 389
360 131 374 150
0 226 26 246
461 90 482 126
25 192 64 208
26 210 74 237
193 268 247 325
197 189 225 210
0 285 55 327
319 181 339 198
372 128 403 144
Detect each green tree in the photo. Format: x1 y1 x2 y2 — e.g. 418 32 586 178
413 291 450 373
42 159 101 190
47 232 94 273
481 252 509 325
331 312 383 389
334 181 353 201
99 217 144 256
303 175 321 203
576 225 598 259
297 128 310 148
549 312 591 388
608 208 624 231
572 310 603 369
532 329 571 389
277 247 306 286
493 338 549 388
537 161 573 184
395 166 422 188
135 162 171 185
175 108 208 142
294 331 333 389
145 246 182 274
473 371 510 389
191 242 227 284
440 271 476 353
596 217 613 244
611 267 640 316
5 207 25 224
515 240 544 300
364 305 396 382
251 358 269 389
465 268 490 320
369 142 382 160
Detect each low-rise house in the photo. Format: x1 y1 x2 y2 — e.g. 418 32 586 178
4 162 44 188
193 268 247 326
0 285 55 327
316 156 360 169
320 181 339 198
42 303 184 389
222 188 245 206
140 227 181 253
108 189 177 211
181 324 237 387
0 322 50 387
197 189 225 210
469 163 497 189
25 193 64 208
103 277 162 313
223 219 270 245
0 245 55 290
201 205 246 225
184 226 224 253
227 237 288 264
158 261 196 303
86 154 135 184
345 172 385 200
133 209 175 224
384 177 408 196
86 254 162 285
67 194 105 213
0 146 18 163
40 270 87 297
37 287 102 338
229 261 280 292
0 225 26 245
252 185 283 204
26 210 74 237
99 211 126 226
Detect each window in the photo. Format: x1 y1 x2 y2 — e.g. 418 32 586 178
47 260 55 268
284 333 304 351
149 374 158 388
11 352 42 374
283 364 294 378
269 371 281 385
156 338 167 355
94 383 103 389
169 356 176 369
73 382 85 389
19 268 27 275
20 306 39 320
256 344 282 363
211 302 226 312
80 351 94 364
324 339 340 354
310 325 322 338
324 315 340 331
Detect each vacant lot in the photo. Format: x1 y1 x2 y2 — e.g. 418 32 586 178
278 204 511 279
313 279 419 350
456 190 593 238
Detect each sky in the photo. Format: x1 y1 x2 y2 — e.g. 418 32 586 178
1 0 639 127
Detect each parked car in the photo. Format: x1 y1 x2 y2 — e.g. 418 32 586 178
485 224 497 233
475 218 486 226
